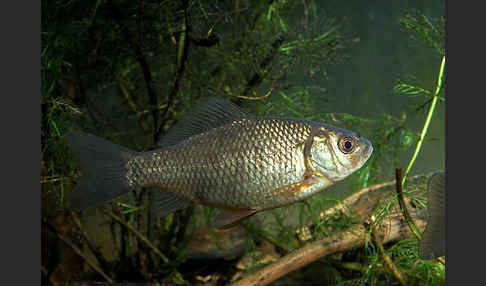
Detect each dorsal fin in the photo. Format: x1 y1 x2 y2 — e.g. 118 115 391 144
158 97 250 148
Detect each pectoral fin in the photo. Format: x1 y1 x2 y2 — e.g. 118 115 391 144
212 208 257 229
268 175 333 207
274 177 317 197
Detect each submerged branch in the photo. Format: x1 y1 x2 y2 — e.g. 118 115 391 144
318 180 397 220
231 223 366 286
230 174 431 286
371 225 408 286
231 215 426 286
395 167 422 240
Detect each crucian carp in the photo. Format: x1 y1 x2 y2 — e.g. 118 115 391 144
66 97 373 228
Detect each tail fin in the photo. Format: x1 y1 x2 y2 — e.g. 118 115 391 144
65 131 136 211
419 171 445 260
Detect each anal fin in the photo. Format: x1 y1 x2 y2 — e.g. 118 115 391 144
213 209 257 229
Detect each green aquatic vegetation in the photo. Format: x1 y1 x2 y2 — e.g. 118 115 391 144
41 34 79 206
41 1 444 285
399 11 444 56
346 11 445 286
388 240 445 285
349 239 445 286
286 10 445 286
401 56 445 189
255 86 414 194
393 10 445 248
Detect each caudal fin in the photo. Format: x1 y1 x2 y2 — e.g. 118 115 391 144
65 131 136 211
419 171 445 260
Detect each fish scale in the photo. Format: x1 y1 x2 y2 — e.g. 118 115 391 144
128 118 311 210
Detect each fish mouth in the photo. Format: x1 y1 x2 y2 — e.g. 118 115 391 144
361 138 373 160
365 139 373 159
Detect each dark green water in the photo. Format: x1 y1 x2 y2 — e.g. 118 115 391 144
79 0 445 267
255 0 445 247
313 0 444 182
261 0 445 208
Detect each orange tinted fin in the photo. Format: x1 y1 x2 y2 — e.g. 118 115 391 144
212 209 257 229
273 177 316 198
419 172 445 260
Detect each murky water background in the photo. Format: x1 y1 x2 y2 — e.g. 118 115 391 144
80 0 445 263
323 0 444 169
250 0 445 227
298 0 445 202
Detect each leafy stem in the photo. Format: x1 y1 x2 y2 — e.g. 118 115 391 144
401 55 445 188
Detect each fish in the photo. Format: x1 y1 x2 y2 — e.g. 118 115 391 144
419 171 445 260
65 97 373 228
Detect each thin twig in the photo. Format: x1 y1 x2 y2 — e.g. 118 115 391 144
42 217 115 284
340 262 367 273
320 180 398 219
233 0 239 38
155 0 191 144
395 167 422 240
102 209 170 264
437 257 445 265
137 0 144 47
145 190 154 273
107 0 159 144
111 204 128 263
134 189 150 275
371 225 408 286
72 55 119 133
119 81 150 136
69 211 112 276
236 87 274 101
239 36 285 101
40 176 70 184
41 265 59 286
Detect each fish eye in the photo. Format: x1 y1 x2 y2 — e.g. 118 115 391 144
338 136 355 154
